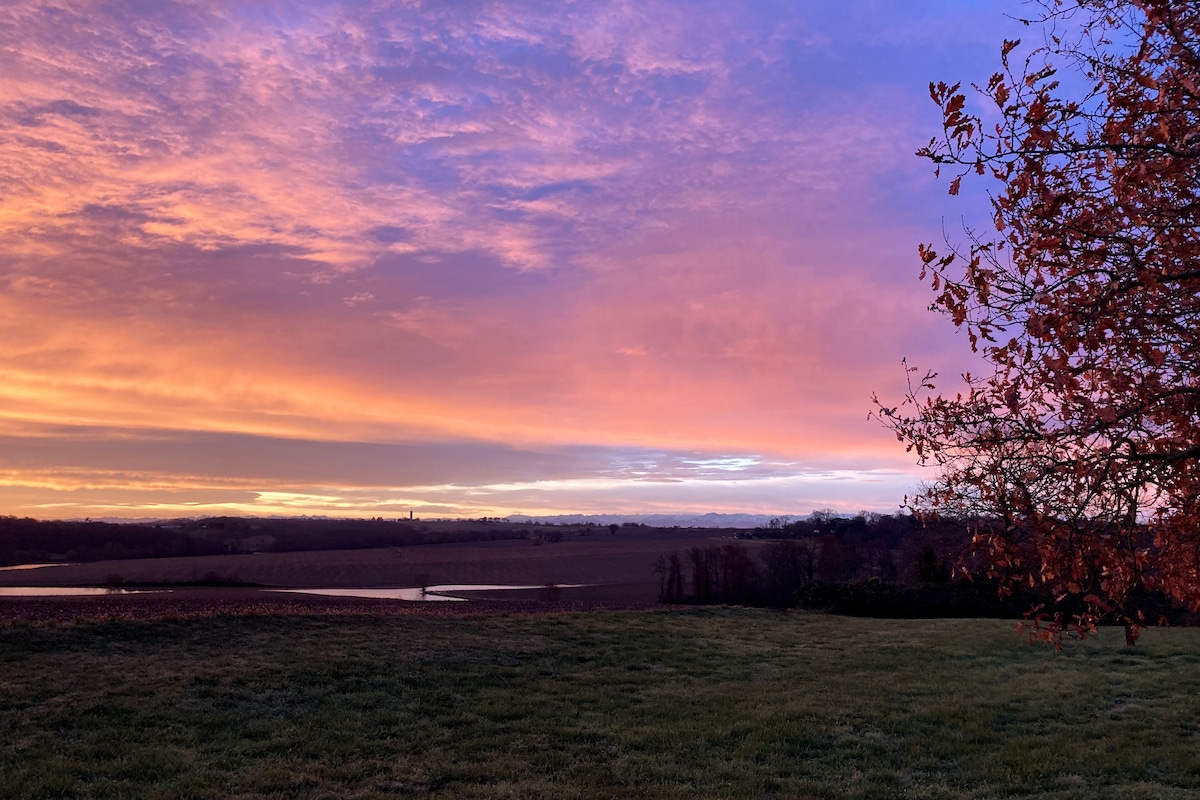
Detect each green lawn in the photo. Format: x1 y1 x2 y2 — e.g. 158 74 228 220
3 609 1200 799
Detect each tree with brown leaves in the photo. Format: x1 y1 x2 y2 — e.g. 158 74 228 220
876 0 1200 646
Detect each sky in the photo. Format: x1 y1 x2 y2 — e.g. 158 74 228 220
0 0 1026 521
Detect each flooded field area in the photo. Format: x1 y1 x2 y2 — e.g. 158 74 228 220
0 582 591 601
275 584 588 601
0 587 163 596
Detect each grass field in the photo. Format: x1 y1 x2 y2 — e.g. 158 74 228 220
4 609 1200 799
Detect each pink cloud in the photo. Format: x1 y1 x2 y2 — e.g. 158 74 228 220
0 0 1013 517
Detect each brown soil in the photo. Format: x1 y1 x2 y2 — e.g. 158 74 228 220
0 529 750 624
0 533 749 588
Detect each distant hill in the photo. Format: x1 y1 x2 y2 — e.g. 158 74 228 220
68 512 835 528
59 512 848 529
506 513 825 528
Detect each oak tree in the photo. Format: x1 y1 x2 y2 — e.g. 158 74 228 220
876 0 1200 645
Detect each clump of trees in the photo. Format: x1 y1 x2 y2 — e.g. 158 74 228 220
0 517 228 565
651 512 990 611
875 0 1200 644
748 512 960 584
0 515 532 566
652 513 1194 623
653 544 773 606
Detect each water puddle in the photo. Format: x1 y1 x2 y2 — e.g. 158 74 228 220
0 584 589 600
274 587 466 602
274 584 586 602
0 587 166 596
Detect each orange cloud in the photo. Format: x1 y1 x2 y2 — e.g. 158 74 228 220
0 0 1010 518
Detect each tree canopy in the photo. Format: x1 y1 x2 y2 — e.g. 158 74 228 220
876 0 1200 644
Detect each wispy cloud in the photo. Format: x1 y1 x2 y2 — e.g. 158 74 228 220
0 0 1017 517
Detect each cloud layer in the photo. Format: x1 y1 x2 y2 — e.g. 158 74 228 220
0 0 1015 518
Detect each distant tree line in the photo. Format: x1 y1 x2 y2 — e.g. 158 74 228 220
654 512 1197 623
0 516 532 566
744 511 963 586
652 541 812 608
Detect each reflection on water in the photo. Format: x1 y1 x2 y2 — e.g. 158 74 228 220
275 584 586 602
275 587 465 602
0 584 588 600
0 587 165 596
0 563 77 572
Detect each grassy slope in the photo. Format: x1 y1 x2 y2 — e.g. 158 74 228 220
3 610 1200 799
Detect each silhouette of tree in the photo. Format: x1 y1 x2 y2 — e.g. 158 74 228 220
876 1 1200 644
652 552 687 603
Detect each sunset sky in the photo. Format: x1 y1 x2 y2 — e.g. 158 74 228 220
0 0 1022 520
